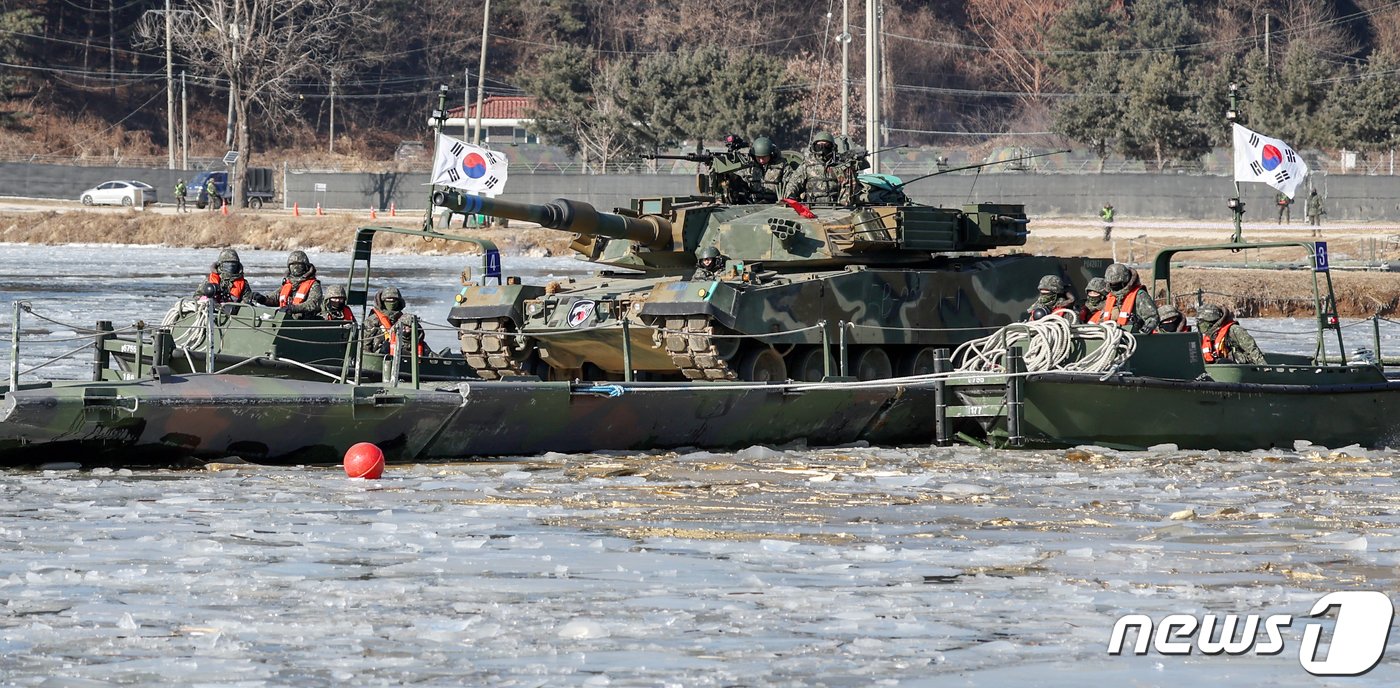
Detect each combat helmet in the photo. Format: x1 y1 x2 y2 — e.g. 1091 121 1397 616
324 284 347 300
214 248 243 275
375 286 406 312
1085 277 1109 296
1104 263 1133 291
1037 275 1065 294
1196 304 1224 325
751 137 774 159
1158 303 1181 321
287 250 311 277
810 130 835 156
697 246 725 272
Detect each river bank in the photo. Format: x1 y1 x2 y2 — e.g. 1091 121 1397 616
4 204 1399 317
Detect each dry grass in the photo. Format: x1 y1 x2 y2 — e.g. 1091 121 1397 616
0 209 575 256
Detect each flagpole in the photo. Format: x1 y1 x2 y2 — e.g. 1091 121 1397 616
427 85 450 233
1226 82 1245 243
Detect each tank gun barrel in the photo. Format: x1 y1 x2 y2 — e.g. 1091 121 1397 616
896 149 1071 189
432 190 672 249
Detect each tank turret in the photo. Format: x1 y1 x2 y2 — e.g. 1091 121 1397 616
432 188 1028 275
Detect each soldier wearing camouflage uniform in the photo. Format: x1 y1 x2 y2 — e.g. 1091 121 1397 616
733 136 790 204
1024 275 1077 321
1080 277 1108 323
783 131 841 204
1195 304 1265 364
1156 303 1187 332
363 286 424 356
321 284 355 323
1090 263 1158 333
199 248 255 304
693 246 728 280
256 250 323 319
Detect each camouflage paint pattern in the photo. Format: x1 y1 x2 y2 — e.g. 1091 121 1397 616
442 192 1111 380
0 371 942 467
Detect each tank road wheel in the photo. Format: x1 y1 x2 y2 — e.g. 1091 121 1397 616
897 347 939 377
654 316 739 381
459 318 542 379
790 346 834 381
738 346 788 382
852 347 893 381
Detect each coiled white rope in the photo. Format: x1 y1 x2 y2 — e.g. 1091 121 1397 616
161 299 208 349
951 316 1136 374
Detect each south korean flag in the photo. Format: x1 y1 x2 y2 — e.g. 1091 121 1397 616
1232 123 1309 199
428 133 509 197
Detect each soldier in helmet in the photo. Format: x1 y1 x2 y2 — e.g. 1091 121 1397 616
321 284 355 323
733 136 792 204
693 246 728 280
363 286 425 356
1079 277 1109 324
1024 274 1077 321
256 250 323 319
198 248 255 304
1195 304 1265 364
1156 303 1188 333
782 131 842 204
1089 263 1158 333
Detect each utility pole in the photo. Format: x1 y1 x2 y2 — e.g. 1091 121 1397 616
840 0 850 137
329 75 336 154
864 0 881 173
465 67 471 139
165 0 175 169
1264 14 1271 73
225 23 238 149
181 70 188 169
473 0 491 145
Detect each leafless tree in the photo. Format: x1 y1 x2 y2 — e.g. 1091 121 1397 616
139 0 374 206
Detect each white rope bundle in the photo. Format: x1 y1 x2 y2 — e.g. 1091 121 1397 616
951 315 1137 374
161 299 208 349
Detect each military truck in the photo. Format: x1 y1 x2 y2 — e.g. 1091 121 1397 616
191 168 276 210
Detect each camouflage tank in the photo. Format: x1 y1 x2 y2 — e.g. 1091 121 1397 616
439 182 1107 382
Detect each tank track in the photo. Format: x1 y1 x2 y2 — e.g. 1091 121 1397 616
657 316 738 381
458 318 537 380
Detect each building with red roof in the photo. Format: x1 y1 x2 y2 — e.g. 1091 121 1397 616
441 96 539 145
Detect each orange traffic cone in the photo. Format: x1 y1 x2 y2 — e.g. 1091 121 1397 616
389 202 396 217
221 202 229 217
316 203 324 216
293 202 300 217
370 206 377 220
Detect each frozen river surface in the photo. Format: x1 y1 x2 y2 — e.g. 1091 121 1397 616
2 245 1399 685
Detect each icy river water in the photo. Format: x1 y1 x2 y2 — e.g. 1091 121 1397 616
2 244 1399 686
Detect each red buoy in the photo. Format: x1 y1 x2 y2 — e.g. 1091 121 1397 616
343 442 385 479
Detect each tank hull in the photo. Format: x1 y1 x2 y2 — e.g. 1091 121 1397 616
455 254 1111 379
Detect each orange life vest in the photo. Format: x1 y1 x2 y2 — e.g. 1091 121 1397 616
277 278 317 307
372 308 425 356
1200 321 1237 363
1093 286 1143 327
207 272 248 301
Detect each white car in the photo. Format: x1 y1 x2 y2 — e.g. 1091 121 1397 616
79 180 158 207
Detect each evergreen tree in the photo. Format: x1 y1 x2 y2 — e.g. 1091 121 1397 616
1118 55 1212 170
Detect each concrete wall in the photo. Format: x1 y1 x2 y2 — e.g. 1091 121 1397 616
3 160 1396 221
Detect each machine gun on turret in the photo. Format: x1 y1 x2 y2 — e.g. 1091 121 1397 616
643 134 765 204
